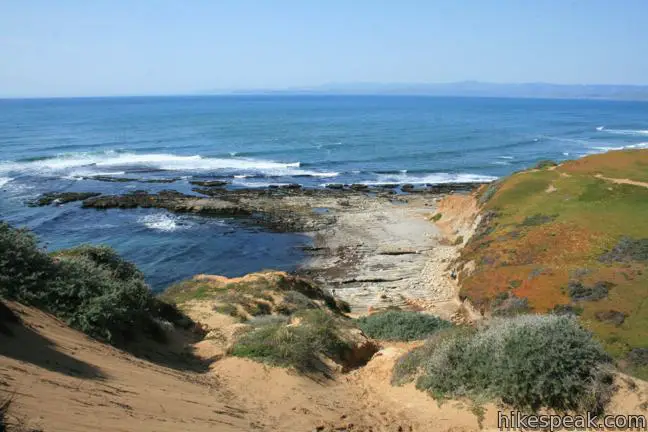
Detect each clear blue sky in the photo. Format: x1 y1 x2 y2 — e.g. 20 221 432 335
1 0 647 97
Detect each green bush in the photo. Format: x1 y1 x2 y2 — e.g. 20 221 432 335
600 237 648 263
477 181 502 205
356 310 451 341
491 292 530 317
405 315 612 412
519 213 556 227
230 309 350 372
0 222 193 346
275 290 317 315
0 223 58 302
534 160 558 170
567 280 613 301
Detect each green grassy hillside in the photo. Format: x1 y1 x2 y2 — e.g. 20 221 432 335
459 149 648 378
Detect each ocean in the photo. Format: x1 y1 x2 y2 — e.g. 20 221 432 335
1 95 647 290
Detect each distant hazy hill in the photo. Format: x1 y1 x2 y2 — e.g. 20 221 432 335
205 81 648 101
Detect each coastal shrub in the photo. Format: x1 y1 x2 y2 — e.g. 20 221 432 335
477 181 501 206
594 310 626 326
519 213 556 227
276 290 317 314
242 300 272 316
0 222 58 303
0 222 194 346
431 213 442 222
567 280 613 301
490 291 530 317
230 309 350 372
627 348 648 367
356 311 451 341
391 328 461 386
534 160 558 170
213 303 240 318
53 244 142 281
247 314 289 328
407 315 612 412
600 237 648 263
550 304 583 316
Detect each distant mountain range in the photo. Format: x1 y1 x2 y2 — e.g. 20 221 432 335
203 81 648 101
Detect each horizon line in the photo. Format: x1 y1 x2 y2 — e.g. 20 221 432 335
3 80 648 101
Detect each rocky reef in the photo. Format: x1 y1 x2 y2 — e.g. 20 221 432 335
32 182 487 233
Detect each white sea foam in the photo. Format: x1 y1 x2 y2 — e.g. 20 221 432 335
139 213 190 232
492 161 510 166
0 177 13 187
338 172 498 186
233 180 292 188
596 127 648 136
0 151 338 178
498 156 515 159
590 142 648 152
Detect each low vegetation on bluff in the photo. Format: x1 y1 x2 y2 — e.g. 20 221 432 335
162 271 376 373
356 310 451 341
393 314 613 413
0 222 196 348
458 149 648 379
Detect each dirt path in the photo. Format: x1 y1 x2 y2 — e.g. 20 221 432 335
595 173 648 189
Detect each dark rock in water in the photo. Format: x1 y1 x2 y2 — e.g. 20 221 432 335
189 180 229 187
30 192 102 207
424 182 486 194
280 183 302 190
401 183 415 192
350 184 369 191
88 176 133 183
82 190 250 217
377 183 399 189
83 175 178 184
326 183 344 190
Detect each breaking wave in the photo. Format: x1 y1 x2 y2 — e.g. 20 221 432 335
339 172 498 186
139 213 192 232
596 126 648 136
0 151 338 178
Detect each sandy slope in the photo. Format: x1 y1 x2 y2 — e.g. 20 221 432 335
1 300 493 432
5 304 645 432
0 302 259 431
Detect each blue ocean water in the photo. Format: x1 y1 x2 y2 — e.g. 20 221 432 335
1 95 647 289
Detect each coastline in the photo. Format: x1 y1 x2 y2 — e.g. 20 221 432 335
32 181 487 318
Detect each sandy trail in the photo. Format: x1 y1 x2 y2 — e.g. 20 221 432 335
595 173 648 189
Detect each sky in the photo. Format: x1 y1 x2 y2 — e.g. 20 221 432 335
1 0 647 98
